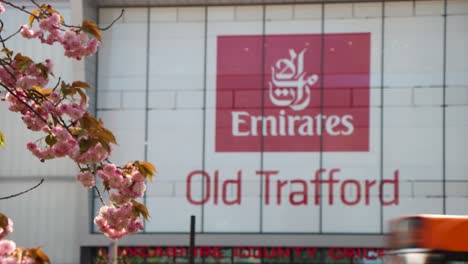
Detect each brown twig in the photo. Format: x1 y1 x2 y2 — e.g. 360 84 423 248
0 179 44 200
99 9 124 31
1 0 40 20
93 186 106 206
0 83 51 127
2 26 22 42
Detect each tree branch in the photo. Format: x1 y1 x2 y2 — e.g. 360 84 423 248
0 84 51 128
1 1 40 20
94 186 106 206
0 179 44 200
99 9 124 31
2 26 22 42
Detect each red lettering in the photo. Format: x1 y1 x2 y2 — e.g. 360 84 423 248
276 180 288 205
212 247 224 258
263 248 276 259
153 247 164 257
362 248 376 260
325 169 340 205
124 247 138 257
341 180 361 206
277 247 290 258
214 171 219 205
234 247 248 258
329 248 342 259
365 180 376 205
306 248 317 257
98 247 108 258
187 170 210 205
293 247 303 257
377 248 385 257
289 180 308 205
222 170 242 205
380 170 399 206
166 247 176 257
249 247 262 258
199 247 211 257
256 170 278 205
138 247 151 258
311 169 325 205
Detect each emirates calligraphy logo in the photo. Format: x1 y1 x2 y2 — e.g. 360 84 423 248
269 49 319 111
216 33 370 152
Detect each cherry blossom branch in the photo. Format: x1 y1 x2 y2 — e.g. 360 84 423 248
2 0 123 35
2 26 23 42
0 178 44 200
0 60 16 84
99 9 124 31
93 186 106 206
52 77 61 91
0 0 153 242
0 20 22 44
1 0 39 20
0 83 50 127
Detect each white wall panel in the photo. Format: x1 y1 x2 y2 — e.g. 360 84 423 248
146 7 205 232
446 0 468 214
321 3 382 233
261 5 322 233
204 6 263 232
96 110 146 164
382 2 445 229
97 8 147 167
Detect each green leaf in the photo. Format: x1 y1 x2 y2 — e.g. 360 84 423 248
76 89 88 105
2 48 13 57
72 81 91 89
14 53 33 73
78 138 97 154
131 200 150 221
45 134 57 146
36 63 50 79
0 131 5 149
28 9 41 26
135 161 157 182
103 180 110 191
79 114 117 152
81 20 102 41
0 212 8 230
32 85 52 97
29 247 51 264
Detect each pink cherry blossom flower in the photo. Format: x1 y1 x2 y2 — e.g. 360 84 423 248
131 182 146 198
0 218 13 240
0 256 18 264
76 171 95 188
131 171 145 183
0 240 16 256
20 25 37 39
128 218 144 233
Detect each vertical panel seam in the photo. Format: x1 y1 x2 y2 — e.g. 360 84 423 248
143 7 151 233
202 5 208 233
380 0 386 234
260 4 266 234
442 0 447 214
319 1 325 234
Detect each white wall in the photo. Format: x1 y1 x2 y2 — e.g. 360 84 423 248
95 0 468 238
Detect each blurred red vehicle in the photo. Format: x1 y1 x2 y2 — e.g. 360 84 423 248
383 214 468 264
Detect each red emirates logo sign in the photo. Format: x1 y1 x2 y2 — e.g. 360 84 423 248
216 33 370 152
